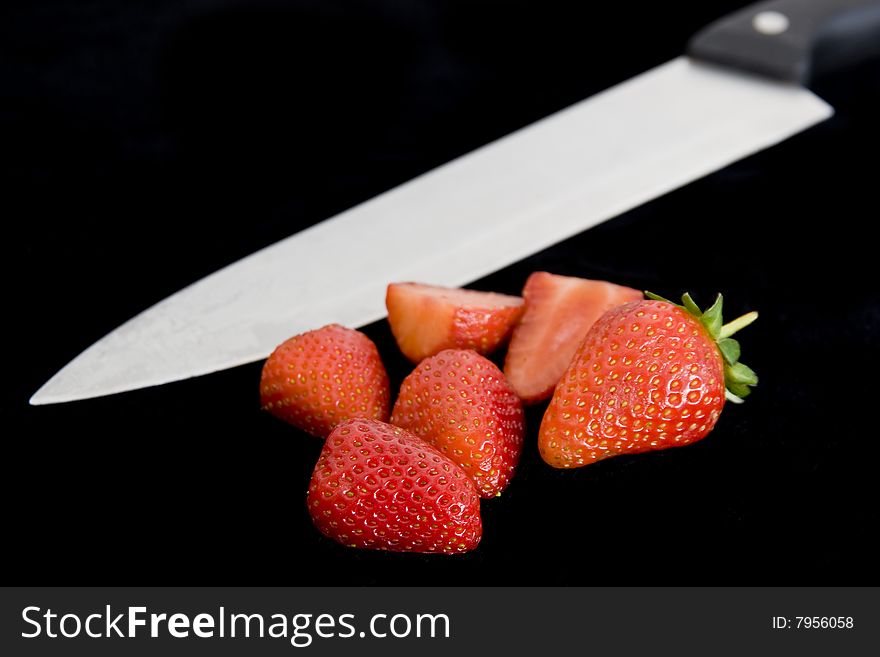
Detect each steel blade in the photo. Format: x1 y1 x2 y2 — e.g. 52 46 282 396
31 57 832 405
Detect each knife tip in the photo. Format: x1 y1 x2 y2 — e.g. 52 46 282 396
29 371 103 406
29 382 71 406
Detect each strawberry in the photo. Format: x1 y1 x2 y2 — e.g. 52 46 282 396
260 324 390 438
504 272 642 404
391 349 525 498
539 292 758 469
385 282 524 363
307 419 482 554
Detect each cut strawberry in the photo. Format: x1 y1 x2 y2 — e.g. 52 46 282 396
503 272 642 404
385 282 524 363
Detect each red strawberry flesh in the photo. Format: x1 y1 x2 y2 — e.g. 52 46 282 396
504 272 642 403
386 282 524 363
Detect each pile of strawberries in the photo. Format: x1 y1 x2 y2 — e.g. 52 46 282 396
260 273 758 554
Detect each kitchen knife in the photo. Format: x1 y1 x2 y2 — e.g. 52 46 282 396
30 0 880 405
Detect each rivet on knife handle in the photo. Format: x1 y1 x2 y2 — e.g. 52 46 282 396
688 0 880 84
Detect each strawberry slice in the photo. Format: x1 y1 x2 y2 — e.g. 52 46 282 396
503 272 642 404
386 282 524 363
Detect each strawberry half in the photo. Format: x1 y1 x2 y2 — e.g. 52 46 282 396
539 292 758 469
504 272 642 404
260 324 390 438
308 419 482 554
391 349 525 498
385 282 524 363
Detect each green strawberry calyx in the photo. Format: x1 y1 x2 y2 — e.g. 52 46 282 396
645 291 758 404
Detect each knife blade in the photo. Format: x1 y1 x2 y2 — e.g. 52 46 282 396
31 0 880 405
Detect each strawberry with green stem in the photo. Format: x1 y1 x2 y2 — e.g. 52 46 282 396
539 292 758 469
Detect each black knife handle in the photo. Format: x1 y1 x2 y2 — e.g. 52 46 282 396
688 0 880 84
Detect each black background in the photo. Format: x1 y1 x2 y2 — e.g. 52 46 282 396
3 1 878 584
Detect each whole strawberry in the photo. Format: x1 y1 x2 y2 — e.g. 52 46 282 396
308 419 482 554
391 349 525 498
260 324 390 438
539 292 757 468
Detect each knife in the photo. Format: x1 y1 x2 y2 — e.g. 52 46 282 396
30 0 880 405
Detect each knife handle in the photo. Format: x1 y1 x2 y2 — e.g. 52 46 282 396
688 0 880 84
